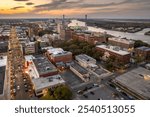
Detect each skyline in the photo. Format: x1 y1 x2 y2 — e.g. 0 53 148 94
0 0 150 19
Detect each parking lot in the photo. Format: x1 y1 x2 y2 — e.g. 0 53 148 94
77 84 123 100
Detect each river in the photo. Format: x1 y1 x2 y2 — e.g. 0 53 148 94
88 26 150 44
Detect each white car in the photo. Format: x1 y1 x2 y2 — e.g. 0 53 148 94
17 86 20 90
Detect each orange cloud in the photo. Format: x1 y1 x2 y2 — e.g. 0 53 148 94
36 8 95 15
0 8 33 14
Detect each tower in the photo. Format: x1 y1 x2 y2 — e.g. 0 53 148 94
85 14 87 22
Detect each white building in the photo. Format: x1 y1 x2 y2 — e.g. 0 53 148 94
32 75 65 96
75 54 97 68
68 20 87 29
25 42 35 55
25 55 65 96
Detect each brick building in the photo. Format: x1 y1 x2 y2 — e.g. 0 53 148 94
108 37 135 49
96 45 131 64
47 47 72 63
135 46 150 60
25 55 58 78
72 32 107 44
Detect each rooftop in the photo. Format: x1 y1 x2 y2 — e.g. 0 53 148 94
115 67 150 99
109 37 134 44
96 45 130 56
68 20 86 27
47 47 72 57
75 54 96 62
25 55 35 62
33 55 57 76
32 75 65 91
0 56 7 67
0 66 5 95
94 68 108 76
71 62 89 75
136 46 150 51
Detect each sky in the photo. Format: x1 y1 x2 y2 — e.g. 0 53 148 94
0 0 150 19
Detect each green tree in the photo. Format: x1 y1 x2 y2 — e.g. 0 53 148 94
53 85 72 100
134 40 149 48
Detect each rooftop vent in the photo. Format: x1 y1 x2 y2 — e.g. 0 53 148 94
46 67 50 70
49 78 53 82
0 56 3 59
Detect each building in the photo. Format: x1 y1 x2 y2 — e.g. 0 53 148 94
71 31 107 45
75 54 112 81
32 75 65 96
60 29 73 40
70 62 90 82
36 35 50 48
25 55 58 78
96 45 131 64
75 54 97 68
68 20 87 30
24 42 35 55
47 47 72 64
114 67 150 99
135 46 150 60
108 37 135 49
0 56 7 99
0 41 8 53
25 55 65 96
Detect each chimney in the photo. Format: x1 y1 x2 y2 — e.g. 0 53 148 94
85 14 87 21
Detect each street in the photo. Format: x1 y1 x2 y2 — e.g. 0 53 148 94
8 27 33 100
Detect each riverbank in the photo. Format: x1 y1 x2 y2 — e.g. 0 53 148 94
88 26 150 44
112 27 143 33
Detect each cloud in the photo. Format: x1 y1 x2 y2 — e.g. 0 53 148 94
11 6 25 10
34 0 150 15
34 0 128 11
14 0 29 1
26 2 34 5
1 0 150 18
11 6 24 10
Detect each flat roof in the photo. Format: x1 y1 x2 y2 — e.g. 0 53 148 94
0 66 5 94
25 55 35 62
32 75 65 91
0 56 7 67
136 46 150 51
109 37 134 44
115 67 150 99
33 55 57 75
42 46 53 50
71 62 89 74
96 45 130 56
94 68 108 75
47 48 72 57
76 54 96 62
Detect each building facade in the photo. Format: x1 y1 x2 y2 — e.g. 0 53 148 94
96 45 131 64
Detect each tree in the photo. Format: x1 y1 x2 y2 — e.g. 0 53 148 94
38 29 53 37
92 51 103 60
134 40 149 48
54 85 72 100
105 62 114 71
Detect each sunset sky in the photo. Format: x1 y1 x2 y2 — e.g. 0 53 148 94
0 0 150 18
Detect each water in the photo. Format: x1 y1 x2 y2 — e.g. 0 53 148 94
88 26 150 44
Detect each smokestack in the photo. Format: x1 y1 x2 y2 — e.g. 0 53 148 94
63 15 65 21
85 14 87 22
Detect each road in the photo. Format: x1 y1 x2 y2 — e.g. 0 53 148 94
8 27 33 100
